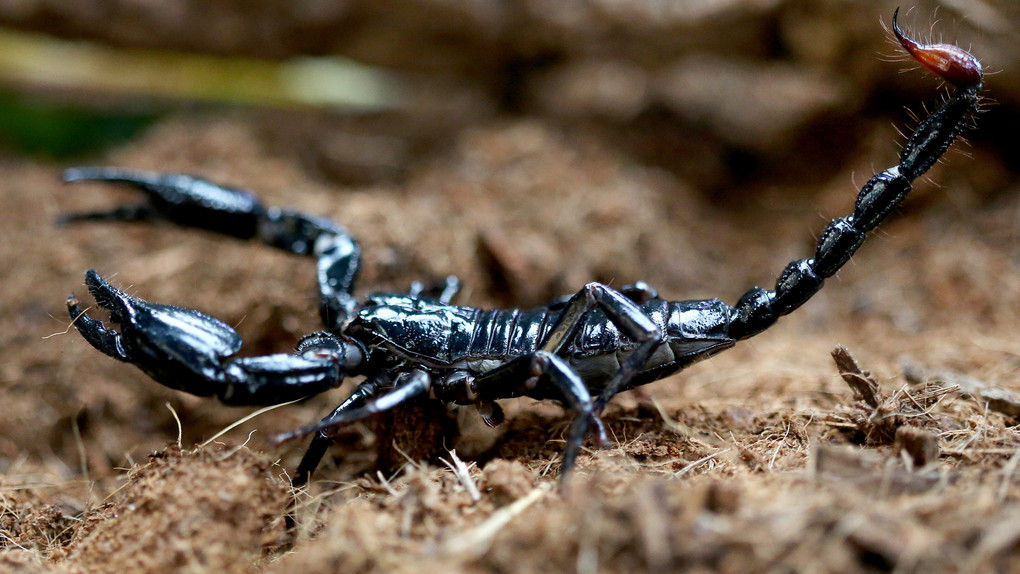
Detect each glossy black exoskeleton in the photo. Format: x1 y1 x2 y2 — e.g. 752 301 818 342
63 11 983 486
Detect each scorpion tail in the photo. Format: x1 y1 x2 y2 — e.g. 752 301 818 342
727 11 982 341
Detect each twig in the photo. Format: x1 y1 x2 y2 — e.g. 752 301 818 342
214 430 257 461
165 402 183 449
199 398 301 448
674 449 730 478
998 449 1020 503
768 423 791 469
832 346 881 408
438 487 546 558
440 450 481 503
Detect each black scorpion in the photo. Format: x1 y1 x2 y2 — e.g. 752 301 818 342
63 12 983 485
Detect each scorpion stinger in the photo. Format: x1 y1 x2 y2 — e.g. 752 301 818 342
61 11 982 487
891 8 983 89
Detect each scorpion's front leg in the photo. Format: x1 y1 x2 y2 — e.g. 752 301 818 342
62 167 361 329
67 270 364 405
283 370 432 486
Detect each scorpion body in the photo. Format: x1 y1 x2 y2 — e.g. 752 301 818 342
64 12 983 484
353 293 733 397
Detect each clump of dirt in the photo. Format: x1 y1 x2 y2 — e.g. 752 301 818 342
830 345 958 447
51 445 290 573
0 483 77 554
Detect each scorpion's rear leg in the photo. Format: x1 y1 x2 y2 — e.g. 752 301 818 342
475 282 663 479
62 167 362 330
542 283 665 411
67 270 364 405
408 275 462 303
473 351 610 481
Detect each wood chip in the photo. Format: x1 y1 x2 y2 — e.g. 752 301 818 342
832 346 882 408
894 426 940 467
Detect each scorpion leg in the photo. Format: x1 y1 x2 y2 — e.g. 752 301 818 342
67 270 363 405
541 282 662 356
408 275 462 303
539 283 665 474
62 167 361 329
291 374 389 486
472 283 663 478
619 281 658 304
727 15 982 341
472 352 609 480
542 282 664 409
274 370 431 446
545 281 657 309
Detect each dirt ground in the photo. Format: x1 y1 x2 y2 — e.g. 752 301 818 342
1 2 1019 573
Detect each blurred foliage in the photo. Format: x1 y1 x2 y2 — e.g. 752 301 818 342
0 92 156 158
0 26 400 159
0 28 399 110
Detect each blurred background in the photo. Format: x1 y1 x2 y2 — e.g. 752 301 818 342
0 0 1016 184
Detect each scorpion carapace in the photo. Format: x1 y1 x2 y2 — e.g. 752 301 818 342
62 12 983 486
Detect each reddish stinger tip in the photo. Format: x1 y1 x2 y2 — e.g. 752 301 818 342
892 7 983 89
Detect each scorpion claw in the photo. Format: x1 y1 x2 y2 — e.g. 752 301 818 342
68 270 244 394
62 166 266 239
69 271 349 405
67 289 129 361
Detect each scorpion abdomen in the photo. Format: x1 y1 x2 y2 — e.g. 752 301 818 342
565 298 736 392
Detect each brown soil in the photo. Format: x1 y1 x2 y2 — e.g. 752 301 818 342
1 2 1019 573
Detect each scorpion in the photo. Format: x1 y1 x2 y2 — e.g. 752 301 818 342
63 11 983 486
